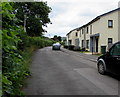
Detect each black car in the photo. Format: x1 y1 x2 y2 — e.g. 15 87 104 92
97 41 120 76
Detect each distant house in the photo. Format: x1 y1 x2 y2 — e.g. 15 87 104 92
66 28 79 46
66 8 120 53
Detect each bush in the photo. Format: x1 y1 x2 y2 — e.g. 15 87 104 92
73 46 81 51
64 45 69 49
80 48 86 52
2 2 54 96
68 45 75 50
27 37 54 48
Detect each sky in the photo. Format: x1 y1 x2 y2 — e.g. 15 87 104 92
43 0 120 38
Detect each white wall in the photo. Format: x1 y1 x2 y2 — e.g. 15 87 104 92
91 11 118 52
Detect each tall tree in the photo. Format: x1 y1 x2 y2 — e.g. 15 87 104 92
57 36 61 41
13 2 52 36
52 35 61 41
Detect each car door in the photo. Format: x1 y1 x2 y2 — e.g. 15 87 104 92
107 43 120 75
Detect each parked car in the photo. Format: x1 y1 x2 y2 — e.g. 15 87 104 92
97 41 120 76
52 42 61 50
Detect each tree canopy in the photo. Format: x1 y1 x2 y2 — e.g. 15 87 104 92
13 2 52 36
52 35 62 41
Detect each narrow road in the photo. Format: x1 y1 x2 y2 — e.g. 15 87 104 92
23 47 118 95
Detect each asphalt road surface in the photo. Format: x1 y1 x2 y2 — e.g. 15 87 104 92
23 47 119 95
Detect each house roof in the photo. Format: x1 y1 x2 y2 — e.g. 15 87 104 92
67 8 120 35
66 28 79 35
100 7 120 17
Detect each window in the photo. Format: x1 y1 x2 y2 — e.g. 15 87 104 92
87 27 89 34
108 38 113 44
110 43 120 56
76 32 78 37
86 40 89 49
90 25 92 34
108 20 113 28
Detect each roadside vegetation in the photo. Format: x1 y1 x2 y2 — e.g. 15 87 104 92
2 2 54 96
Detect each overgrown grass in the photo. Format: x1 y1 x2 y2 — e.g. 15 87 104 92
27 36 55 48
2 36 55 96
20 37 55 95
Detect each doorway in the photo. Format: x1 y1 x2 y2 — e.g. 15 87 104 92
96 37 98 52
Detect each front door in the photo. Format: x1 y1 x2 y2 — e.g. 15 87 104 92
96 37 98 52
75 39 79 47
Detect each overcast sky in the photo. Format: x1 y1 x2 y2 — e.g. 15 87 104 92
43 0 120 38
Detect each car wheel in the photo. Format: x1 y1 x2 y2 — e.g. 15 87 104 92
97 61 106 75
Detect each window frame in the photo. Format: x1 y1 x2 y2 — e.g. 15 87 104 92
86 27 89 34
108 20 113 28
108 38 113 44
76 32 78 37
90 25 92 34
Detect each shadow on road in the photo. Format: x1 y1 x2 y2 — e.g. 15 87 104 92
105 72 120 81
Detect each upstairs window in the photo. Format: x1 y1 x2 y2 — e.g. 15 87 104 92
90 25 92 34
86 27 89 34
76 32 78 37
108 20 113 28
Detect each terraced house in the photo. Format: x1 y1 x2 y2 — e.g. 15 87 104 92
66 7 120 54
